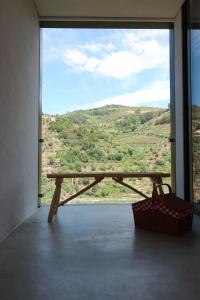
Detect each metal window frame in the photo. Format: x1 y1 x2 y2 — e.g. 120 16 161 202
181 1 193 203
38 19 175 206
184 0 200 210
169 29 176 192
40 18 173 29
38 28 43 208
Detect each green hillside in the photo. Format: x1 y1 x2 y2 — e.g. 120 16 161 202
41 105 171 204
192 105 200 202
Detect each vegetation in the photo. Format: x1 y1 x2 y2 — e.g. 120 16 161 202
192 105 200 203
41 105 171 204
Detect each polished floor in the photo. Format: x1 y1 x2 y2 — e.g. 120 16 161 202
0 205 200 300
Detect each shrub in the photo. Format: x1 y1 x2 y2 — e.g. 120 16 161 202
49 156 55 165
74 162 82 172
155 113 170 125
101 190 109 197
91 164 96 171
155 160 164 166
128 148 133 156
82 178 90 185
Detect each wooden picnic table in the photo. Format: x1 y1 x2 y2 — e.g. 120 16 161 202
47 172 170 223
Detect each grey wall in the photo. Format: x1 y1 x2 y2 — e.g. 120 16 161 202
174 9 185 198
0 0 39 241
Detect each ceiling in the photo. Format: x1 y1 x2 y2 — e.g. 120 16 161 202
34 0 185 20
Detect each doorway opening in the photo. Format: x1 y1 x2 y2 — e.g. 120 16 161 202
39 26 173 206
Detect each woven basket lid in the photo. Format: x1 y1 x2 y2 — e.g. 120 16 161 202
156 194 192 212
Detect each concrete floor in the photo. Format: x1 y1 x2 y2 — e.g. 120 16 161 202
0 205 200 300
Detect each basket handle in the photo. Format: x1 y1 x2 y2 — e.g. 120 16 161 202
152 184 172 198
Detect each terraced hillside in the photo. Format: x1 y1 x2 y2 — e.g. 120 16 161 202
192 105 200 203
41 105 171 204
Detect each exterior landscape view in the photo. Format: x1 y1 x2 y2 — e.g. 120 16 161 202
41 105 171 204
41 28 171 204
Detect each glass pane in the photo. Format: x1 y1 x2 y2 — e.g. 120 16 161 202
41 28 171 205
190 0 200 209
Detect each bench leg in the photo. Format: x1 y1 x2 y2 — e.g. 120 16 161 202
112 177 149 199
48 178 63 223
59 177 104 206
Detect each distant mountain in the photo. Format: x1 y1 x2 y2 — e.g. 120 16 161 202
41 105 170 204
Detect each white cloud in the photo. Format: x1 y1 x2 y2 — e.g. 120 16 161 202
62 30 169 79
43 29 169 80
89 80 169 108
42 31 61 62
133 29 169 40
79 42 115 52
98 51 145 79
63 49 88 66
63 49 100 72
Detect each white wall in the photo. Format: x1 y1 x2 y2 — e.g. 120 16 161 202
0 0 39 241
174 9 185 198
34 0 184 19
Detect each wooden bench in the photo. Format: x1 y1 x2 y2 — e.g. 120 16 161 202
47 172 170 223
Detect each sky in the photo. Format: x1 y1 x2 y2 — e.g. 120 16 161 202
191 30 200 105
42 28 170 115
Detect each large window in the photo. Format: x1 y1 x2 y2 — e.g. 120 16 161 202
40 26 172 205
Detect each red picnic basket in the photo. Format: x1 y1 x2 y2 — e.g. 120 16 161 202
132 184 193 235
